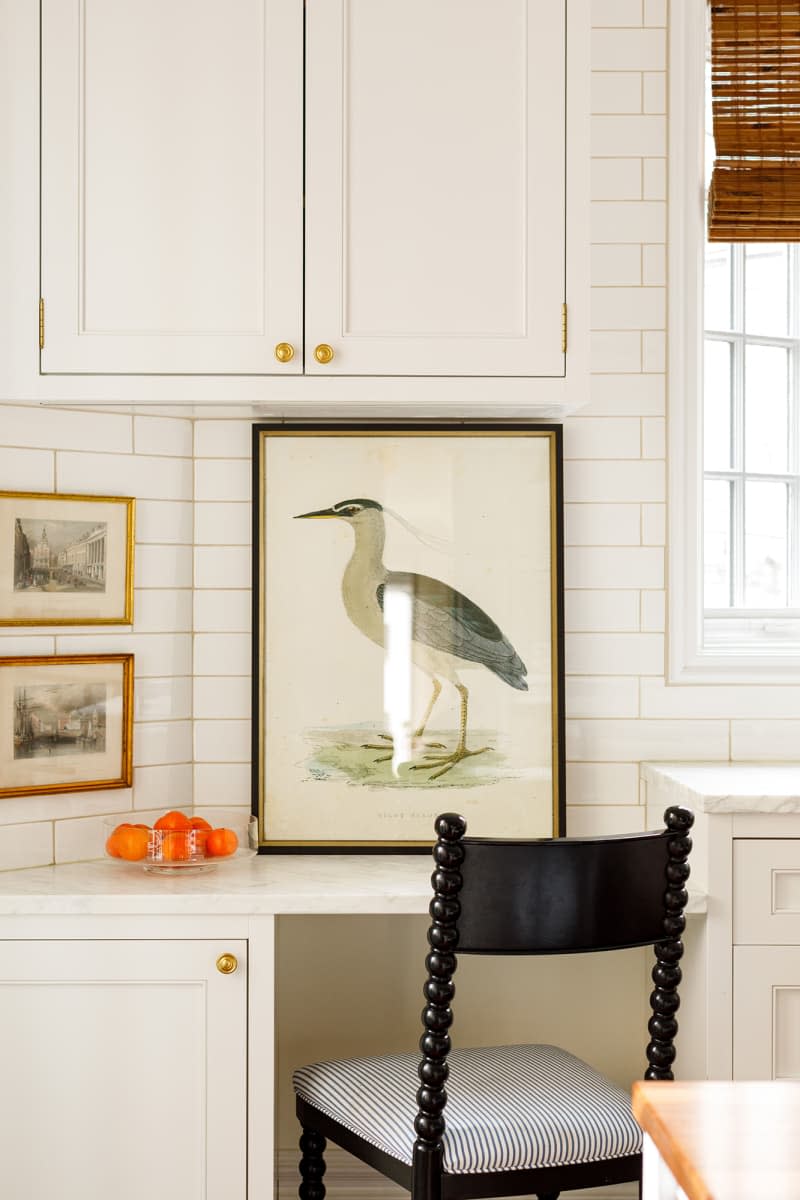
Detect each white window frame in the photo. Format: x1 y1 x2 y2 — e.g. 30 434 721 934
668 0 800 683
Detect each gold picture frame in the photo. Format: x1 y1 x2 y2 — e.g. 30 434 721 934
0 654 134 799
252 422 565 853
1 491 135 626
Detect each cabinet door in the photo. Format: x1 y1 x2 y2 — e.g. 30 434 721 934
0 939 247 1200
305 0 566 376
734 946 800 1080
41 0 302 375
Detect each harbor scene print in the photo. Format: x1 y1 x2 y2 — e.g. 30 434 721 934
14 517 107 593
14 682 107 759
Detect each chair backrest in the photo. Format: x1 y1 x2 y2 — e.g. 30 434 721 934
455 822 689 955
411 806 695 1183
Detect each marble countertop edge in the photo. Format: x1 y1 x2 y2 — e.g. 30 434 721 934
642 762 800 813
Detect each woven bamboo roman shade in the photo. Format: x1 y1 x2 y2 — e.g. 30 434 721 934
708 0 800 241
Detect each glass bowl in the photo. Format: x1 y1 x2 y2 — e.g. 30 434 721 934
104 814 257 873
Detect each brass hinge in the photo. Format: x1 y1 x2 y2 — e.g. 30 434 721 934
561 302 567 354
39 298 44 350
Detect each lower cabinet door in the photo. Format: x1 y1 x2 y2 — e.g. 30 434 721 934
733 946 800 1080
0 939 247 1200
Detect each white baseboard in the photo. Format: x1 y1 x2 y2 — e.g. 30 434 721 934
277 1148 638 1200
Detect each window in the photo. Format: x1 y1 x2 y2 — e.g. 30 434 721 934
669 3 800 680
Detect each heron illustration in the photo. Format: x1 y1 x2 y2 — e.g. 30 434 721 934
295 498 528 780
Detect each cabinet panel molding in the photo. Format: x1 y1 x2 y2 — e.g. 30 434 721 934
40 0 303 375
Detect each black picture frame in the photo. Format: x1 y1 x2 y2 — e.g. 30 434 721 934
252 422 565 853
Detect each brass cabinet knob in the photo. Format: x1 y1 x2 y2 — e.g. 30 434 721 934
216 953 238 975
314 343 334 364
274 342 295 363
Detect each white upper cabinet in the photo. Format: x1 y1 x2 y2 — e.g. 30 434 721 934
305 0 566 376
40 0 304 375
32 0 583 396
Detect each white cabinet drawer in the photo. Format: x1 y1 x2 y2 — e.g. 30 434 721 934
734 839 800 945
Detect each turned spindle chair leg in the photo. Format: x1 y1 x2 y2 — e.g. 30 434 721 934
299 1128 327 1200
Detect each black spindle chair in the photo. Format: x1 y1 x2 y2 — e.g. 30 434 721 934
294 806 694 1200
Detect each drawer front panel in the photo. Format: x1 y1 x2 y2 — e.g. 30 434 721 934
734 945 800 1079
734 839 800 944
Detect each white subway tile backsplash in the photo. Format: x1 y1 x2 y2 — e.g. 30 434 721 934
194 676 251 720
135 544 193 589
642 72 665 113
194 589 251 633
565 503 641 545
134 676 193 723
0 788 131 827
194 502 252 546
643 0 666 25
566 762 640 806
564 459 665 503
132 763 193 811
133 589 193 633
193 719 251 763
642 244 666 286
641 502 666 545
590 331 641 373
591 244 642 285
641 418 665 459
567 806 645 835
731 721 800 760
592 29 665 71
642 330 666 372
57 451 192 500
566 718 730 762
591 116 665 157
642 157 667 199
565 545 664 588
195 458 251 502
566 675 640 718
640 590 665 632
592 201 665 245
133 415 192 458
565 589 641 631
193 633 251 676
591 73 642 114
55 813 129 864
55 633 193 678
564 417 641 459
586 374 664 415
0 446 54 491
1 405 131 454
592 0 644 26
566 632 664 675
591 286 665 330
194 763 251 807
591 159 642 202
0 634 56 655
194 546 252 589
641 679 800 720
135 500 193 545
0 822 54 870
133 720 193 768
194 420 253 459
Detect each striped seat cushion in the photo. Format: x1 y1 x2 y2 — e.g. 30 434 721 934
293 1043 642 1174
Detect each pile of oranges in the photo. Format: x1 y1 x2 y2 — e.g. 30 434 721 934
105 810 239 863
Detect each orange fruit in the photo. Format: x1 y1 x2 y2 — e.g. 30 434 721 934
116 826 150 861
105 822 132 857
160 830 191 861
189 816 212 830
154 810 191 832
205 828 238 858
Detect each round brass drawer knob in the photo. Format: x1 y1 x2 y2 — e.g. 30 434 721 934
275 342 295 363
216 953 238 975
314 343 335 365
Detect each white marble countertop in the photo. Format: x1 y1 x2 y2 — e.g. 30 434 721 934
642 762 800 814
0 850 707 916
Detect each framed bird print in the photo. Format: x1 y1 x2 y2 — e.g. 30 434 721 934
252 422 565 852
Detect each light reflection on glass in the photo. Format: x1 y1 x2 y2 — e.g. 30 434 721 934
382 579 414 774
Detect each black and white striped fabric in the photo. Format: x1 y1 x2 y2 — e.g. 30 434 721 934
293 1043 642 1174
